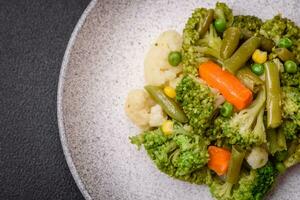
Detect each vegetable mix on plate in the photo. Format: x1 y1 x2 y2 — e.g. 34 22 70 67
125 2 300 200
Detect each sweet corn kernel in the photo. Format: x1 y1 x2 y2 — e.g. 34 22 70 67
162 120 173 136
252 49 267 64
164 86 176 98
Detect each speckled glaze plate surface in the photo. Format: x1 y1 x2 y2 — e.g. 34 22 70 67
58 0 300 199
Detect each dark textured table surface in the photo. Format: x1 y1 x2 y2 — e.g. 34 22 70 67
1 0 90 199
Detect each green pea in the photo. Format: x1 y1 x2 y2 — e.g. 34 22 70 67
214 18 226 33
220 102 233 117
251 63 265 76
284 60 298 74
275 162 286 173
278 38 293 49
168 51 182 66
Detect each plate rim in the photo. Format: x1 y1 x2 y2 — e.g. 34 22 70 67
57 0 97 199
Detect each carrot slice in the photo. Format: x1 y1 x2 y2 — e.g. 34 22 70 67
208 146 231 176
199 61 253 110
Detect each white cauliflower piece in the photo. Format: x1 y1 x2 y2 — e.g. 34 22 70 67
144 30 183 86
246 147 269 169
125 89 155 129
149 105 167 127
168 74 184 89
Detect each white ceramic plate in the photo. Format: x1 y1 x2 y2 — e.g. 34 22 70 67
58 0 300 199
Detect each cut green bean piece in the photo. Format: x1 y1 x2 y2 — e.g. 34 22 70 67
274 48 296 62
221 27 241 59
224 36 261 74
265 61 282 128
227 146 245 184
145 85 188 123
236 68 264 93
199 9 214 38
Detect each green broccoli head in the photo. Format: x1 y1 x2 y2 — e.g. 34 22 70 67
214 2 233 27
206 116 228 141
130 123 211 184
233 15 263 33
232 163 278 200
282 86 300 126
176 75 215 135
279 120 299 140
182 7 223 75
221 88 266 148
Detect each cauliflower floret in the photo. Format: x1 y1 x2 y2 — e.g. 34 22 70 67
125 89 155 129
144 30 183 86
246 147 269 169
149 105 167 127
168 74 184 89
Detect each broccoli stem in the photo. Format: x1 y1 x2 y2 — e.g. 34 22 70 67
227 146 246 184
198 9 214 38
288 140 299 156
267 129 287 155
284 143 300 168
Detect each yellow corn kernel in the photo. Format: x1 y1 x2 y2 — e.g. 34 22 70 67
162 120 173 136
252 49 267 64
164 86 176 98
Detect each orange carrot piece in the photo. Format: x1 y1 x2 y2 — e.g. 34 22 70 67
208 146 231 176
199 61 253 110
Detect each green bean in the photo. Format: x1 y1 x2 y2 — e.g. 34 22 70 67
240 29 274 51
198 9 214 38
236 68 264 93
274 48 296 62
265 61 282 128
221 27 241 59
144 85 188 123
224 36 261 74
260 38 275 52
227 146 245 184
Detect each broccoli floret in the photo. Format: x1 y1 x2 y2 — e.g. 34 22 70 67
214 2 233 27
221 88 266 148
232 163 278 200
176 75 215 135
130 123 211 184
279 120 299 140
260 15 299 42
280 71 300 87
282 86 300 126
210 181 234 200
284 143 300 168
260 15 300 62
233 15 263 33
182 8 223 75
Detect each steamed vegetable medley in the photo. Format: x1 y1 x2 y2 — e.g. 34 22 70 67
125 3 300 200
